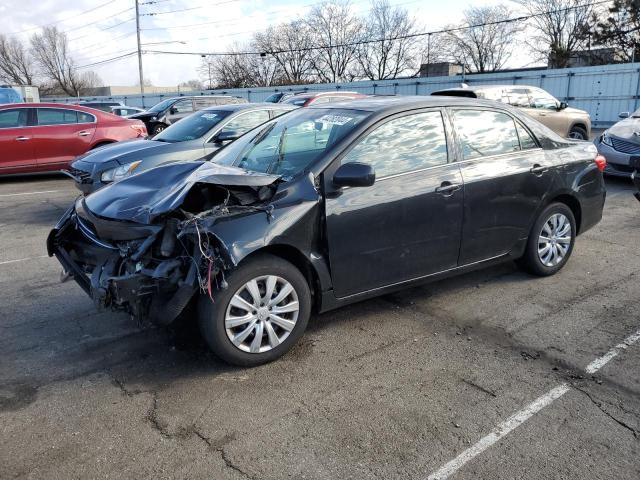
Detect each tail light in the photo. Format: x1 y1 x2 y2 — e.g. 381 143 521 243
130 124 147 137
594 154 606 172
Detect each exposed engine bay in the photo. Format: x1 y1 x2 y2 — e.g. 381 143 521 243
48 161 280 325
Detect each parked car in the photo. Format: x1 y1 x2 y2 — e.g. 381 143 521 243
0 103 147 175
431 85 591 140
67 103 296 194
78 101 124 112
264 92 294 103
0 86 22 104
129 96 247 136
111 106 145 117
48 96 605 366
282 91 366 107
594 108 640 177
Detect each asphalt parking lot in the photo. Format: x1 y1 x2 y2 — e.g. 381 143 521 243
1 173 638 479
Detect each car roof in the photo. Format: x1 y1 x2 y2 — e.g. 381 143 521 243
0 102 100 110
201 102 295 112
306 95 519 114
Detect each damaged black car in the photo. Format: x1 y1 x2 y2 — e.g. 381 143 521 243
48 97 606 366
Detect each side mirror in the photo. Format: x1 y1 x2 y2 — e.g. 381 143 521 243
169 107 177 115
619 111 630 119
215 129 240 143
558 101 568 110
333 162 375 188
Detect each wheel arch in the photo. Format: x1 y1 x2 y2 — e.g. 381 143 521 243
90 140 115 150
237 244 326 313
545 193 582 234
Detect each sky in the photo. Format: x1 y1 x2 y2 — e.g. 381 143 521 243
0 0 525 87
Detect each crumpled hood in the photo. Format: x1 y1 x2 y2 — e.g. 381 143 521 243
84 161 280 224
76 139 203 165
609 116 640 144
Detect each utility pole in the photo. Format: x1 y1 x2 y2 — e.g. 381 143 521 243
135 0 144 95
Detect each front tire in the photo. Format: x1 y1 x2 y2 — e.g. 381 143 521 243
519 202 576 276
198 254 311 367
151 124 167 136
568 126 588 140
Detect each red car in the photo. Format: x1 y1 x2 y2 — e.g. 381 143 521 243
0 103 147 175
282 91 367 107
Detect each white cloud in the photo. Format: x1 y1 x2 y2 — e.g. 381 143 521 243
1 0 533 87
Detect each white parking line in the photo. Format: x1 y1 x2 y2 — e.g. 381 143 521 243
585 328 640 374
0 255 48 266
426 327 640 479
427 384 570 480
0 190 63 198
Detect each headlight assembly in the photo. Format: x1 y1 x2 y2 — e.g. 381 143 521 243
600 131 613 147
101 161 142 183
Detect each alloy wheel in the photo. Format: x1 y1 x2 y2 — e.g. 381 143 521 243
568 131 585 140
537 213 572 267
224 275 299 353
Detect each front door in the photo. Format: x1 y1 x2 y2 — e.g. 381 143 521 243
325 109 464 298
450 108 552 265
0 108 35 172
166 99 194 125
522 87 569 137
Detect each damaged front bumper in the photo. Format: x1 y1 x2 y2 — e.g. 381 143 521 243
47 197 222 325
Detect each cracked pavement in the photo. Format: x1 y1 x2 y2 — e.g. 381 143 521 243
0 174 638 479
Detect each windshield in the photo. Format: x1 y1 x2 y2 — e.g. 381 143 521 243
154 110 232 142
147 98 176 114
215 108 369 179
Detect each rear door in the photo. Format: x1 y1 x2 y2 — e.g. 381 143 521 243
0 108 36 172
451 108 551 265
324 109 464 298
33 108 96 168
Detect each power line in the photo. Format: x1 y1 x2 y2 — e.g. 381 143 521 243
5 0 118 35
141 0 242 17
68 18 136 42
74 51 138 70
144 0 612 58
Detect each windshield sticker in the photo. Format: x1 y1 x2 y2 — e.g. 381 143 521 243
201 113 219 120
316 114 353 125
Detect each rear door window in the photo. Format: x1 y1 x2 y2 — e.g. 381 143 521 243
342 111 448 178
220 110 270 136
0 109 28 128
78 112 95 123
36 108 78 125
516 122 538 149
452 110 520 160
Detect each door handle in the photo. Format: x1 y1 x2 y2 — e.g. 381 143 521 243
530 164 548 175
15 136 30 141
78 131 91 137
435 182 461 195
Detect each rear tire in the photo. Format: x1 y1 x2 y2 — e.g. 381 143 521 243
519 202 576 276
568 126 588 140
198 254 311 367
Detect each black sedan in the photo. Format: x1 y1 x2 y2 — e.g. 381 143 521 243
66 103 295 194
48 96 606 366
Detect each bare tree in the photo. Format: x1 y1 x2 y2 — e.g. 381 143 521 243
305 0 363 83
253 20 315 84
198 56 216 89
515 0 593 68
179 79 204 90
0 35 37 85
356 0 419 80
445 5 521 73
30 26 85 96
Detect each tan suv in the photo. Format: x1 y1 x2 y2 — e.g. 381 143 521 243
432 85 591 140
